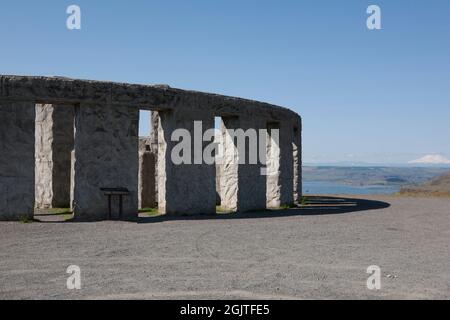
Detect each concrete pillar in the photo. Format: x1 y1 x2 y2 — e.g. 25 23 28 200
157 109 216 215
150 111 159 151
293 120 302 204
73 103 139 221
215 163 222 205
35 104 53 209
219 116 266 212
35 104 74 209
0 101 35 221
150 111 159 203
138 143 156 209
70 150 75 211
266 122 281 208
266 122 294 208
279 124 294 206
218 117 238 211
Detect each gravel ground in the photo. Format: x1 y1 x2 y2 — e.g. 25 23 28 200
0 195 449 300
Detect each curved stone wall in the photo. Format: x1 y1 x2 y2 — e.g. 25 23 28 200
0 75 302 221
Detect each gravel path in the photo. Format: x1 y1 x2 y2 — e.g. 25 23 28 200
0 195 449 300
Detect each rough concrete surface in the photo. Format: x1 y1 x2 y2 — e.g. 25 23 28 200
1 75 302 220
0 101 35 221
73 103 139 221
35 104 74 209
0 195 449 300
157 108 216 215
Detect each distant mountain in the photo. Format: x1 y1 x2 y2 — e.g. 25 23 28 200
409 154 450 165
400 172 450 196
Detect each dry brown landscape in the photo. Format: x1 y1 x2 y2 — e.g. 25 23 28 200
400 172 450 197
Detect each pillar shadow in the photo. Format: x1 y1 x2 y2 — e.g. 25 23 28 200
34 196 390 224
137 196 391 224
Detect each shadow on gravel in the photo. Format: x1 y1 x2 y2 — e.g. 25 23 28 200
137 196 391 224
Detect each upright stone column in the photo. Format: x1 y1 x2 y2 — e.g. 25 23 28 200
150 111 159 152
150 111 159 204
293 119 302 204
266 122 282 208
157 109 216 215
70 150 75 210
73 103 139 221
138 142 156 209
219 117 239 211
279 123 294 206
0 101 35 221
219 116 266 212
35 104 74 208
266 122 294 208
35 104 53 208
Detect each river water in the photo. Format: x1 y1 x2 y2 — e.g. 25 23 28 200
303 181 400 195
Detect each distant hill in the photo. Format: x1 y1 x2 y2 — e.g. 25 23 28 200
400 172 450 196
303 166 449 187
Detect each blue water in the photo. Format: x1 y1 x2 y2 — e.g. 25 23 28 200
303 181 400 195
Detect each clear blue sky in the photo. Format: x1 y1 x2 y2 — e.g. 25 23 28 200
1 0 449 164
